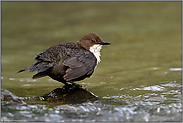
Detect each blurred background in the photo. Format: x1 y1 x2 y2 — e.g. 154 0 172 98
1 1 182 122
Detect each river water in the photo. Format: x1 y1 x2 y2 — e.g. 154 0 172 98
1 79 182 122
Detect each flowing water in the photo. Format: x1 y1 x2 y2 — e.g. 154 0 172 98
1 1 182 122
1 79 182 122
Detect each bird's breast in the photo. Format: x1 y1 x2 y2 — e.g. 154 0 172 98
89 44 102 64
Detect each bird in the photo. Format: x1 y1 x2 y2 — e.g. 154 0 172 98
17 32 110 86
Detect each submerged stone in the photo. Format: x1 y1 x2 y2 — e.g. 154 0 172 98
41 84 98 103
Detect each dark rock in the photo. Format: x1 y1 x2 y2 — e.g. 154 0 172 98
1 89 26 105
41 84 98 103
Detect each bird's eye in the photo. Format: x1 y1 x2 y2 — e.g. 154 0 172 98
91 39 95 42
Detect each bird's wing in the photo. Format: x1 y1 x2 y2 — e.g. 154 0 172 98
63 55 97 81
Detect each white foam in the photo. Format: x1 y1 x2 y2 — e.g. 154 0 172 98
170 68 182 71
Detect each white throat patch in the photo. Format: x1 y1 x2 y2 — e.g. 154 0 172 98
89 44 102 64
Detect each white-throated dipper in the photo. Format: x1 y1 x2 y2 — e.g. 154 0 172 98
17 32 110 85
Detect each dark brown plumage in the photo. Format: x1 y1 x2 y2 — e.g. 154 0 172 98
17 32 110 85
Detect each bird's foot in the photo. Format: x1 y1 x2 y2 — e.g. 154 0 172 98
62 83 72 90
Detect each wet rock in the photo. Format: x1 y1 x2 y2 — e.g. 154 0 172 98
41 84 98 103
1 89 26 105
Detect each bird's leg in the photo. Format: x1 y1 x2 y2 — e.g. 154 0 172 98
71 81 82 88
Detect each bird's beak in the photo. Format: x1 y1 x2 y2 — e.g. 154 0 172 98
100 40 111 45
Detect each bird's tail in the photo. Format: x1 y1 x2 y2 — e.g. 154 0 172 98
17 64 35 73
17 62 52 79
